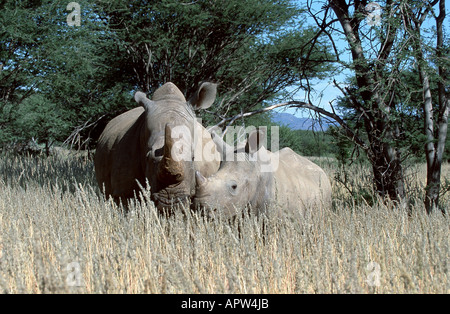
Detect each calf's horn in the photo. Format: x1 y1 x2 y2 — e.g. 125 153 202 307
195 171 207 188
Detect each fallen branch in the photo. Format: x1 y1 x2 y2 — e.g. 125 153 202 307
64 114 107 150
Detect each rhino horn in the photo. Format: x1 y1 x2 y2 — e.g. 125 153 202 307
195 170 207 188
158 124 184 183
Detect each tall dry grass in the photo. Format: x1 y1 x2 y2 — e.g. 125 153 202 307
0 153 448 293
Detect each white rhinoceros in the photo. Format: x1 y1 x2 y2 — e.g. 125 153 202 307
193 129 332 217
95 82 220 211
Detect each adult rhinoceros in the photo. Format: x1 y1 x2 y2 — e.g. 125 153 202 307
95 82 220 211
193 129 332 218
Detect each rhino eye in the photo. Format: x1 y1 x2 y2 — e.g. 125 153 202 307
228 180 238 195
154 147 164 158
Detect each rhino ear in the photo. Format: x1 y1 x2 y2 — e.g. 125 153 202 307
211 131 235 160
189 82 217 110
134 91 155 112
245 128 267 154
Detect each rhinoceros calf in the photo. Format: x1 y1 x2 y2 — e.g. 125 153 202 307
193 129 332 218
95 82 220 211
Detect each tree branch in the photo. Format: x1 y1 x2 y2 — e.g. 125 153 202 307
210 99 369 153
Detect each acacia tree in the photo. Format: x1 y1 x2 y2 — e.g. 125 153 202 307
302 0 409 203
401 0 449 214
93 0 300 93
0 0 135 150
1 0 332 151
92 0 332 126
0 0 42 144
271 0 448 212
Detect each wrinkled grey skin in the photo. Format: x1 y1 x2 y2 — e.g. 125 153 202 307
194 130 332 218
95 82 220 211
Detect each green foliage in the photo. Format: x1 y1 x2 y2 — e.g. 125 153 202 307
327 126 350 166
1 0 333 150
271 127 335 157
334 67 450 163
0 0 126 149
92 0 333 127
93 0 301 92
14 94 72 143
293 129 335 157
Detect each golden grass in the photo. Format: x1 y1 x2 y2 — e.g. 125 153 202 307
0 153 448 294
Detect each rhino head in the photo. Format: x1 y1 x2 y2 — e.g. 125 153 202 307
193 129 274 217
134 82 219 210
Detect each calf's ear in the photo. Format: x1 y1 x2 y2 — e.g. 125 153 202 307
211 131 235 161
189 82 217 110
245 128 267 154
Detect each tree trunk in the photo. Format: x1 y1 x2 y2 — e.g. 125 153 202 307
422 69 448 215
415 0 448 214
425 164 443 214
369 135 406 203
330 0 406 204
420 67 438 213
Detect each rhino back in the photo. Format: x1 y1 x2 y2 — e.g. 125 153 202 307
273 148 332 212
95 107 146 199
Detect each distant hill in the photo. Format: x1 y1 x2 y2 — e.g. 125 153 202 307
271 112 334 131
